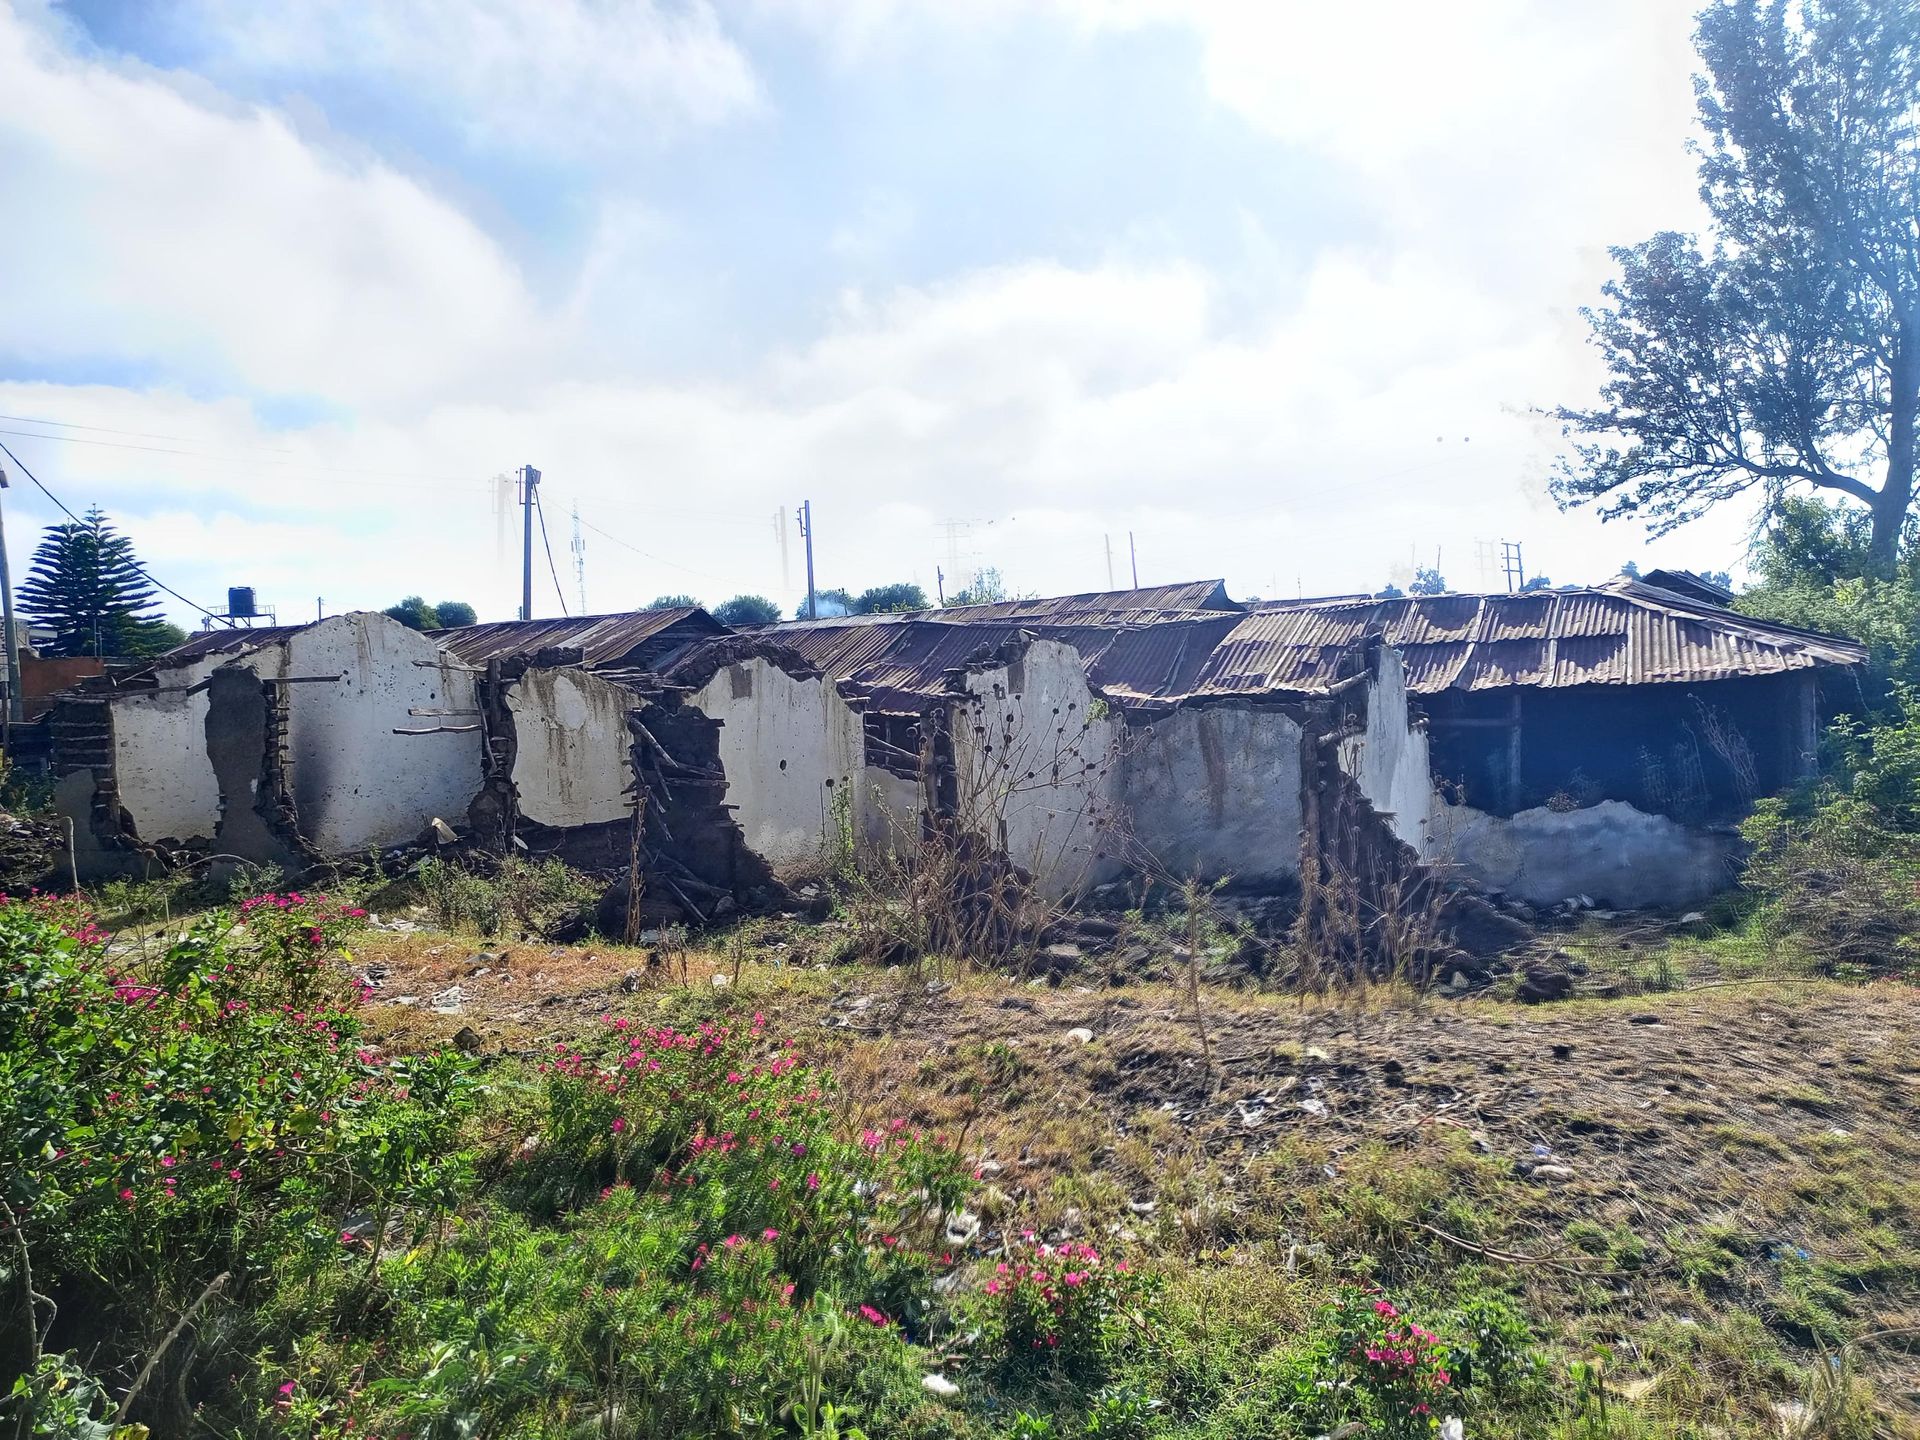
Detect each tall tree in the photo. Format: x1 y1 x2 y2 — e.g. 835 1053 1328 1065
18 508 178 658
712 594 780 626
1551 0 1920 575
433 600 477 628
646 594 703 611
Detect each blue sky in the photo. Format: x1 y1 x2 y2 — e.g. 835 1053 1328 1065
0 0 1745 626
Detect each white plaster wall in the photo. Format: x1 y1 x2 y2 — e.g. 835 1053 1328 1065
1126 706 1305 883
1428 799 1739 908
1337 647 1434 853
690 661 865 872
507 667 633 829
272 615 484 854
952 639 1124 899
109 655 225 844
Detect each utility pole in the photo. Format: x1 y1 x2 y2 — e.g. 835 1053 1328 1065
316 596 323 621
1128 531 1139 588
0 469 22 737
936 566 945 605
796 500 817 619
1104 533 1115 589
519 465 541 621
1501 540 1525 593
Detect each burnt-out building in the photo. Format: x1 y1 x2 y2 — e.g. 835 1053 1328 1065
1229 576 1866 904
49 577 1865 913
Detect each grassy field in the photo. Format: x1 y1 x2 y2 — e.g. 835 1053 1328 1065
341 915 1920 1437
7 876 1917 1440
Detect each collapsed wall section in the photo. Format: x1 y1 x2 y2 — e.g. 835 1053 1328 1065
946 637 1126 900
684 653 866 873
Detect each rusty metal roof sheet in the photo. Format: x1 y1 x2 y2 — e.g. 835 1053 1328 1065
766 579 1240 632
434 607 726 669
158 623 310 668
1204 580 1865 693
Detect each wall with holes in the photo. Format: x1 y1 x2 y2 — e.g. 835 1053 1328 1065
949 638 1126 900
687 659 866 872
506 666 634 829
259 614 485 854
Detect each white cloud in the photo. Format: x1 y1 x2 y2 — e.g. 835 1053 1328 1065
0 7 544 414
0 0 1756 630
162 0 761 150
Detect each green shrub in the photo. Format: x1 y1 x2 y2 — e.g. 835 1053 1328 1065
0 892 478 1432
1731 683 1920 976
415 856 601 939
975 1237 1153 1385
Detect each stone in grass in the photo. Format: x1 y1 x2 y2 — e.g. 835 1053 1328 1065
921 1374 960 1398
1065 1027 1095 1044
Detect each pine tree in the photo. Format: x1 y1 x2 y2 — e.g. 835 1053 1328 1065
18 508 177 658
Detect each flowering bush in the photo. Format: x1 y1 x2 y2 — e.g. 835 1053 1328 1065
1300 1287 1462 1438
330 1010 975 1438
977 1236 1151 1383
0 892 477 1432
235 890 369 1006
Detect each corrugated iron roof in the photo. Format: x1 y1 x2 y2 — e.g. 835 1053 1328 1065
711 578 1863 712
158 622 310 668
767 579 1240 632
1203 580 1865 693
434 607 726 668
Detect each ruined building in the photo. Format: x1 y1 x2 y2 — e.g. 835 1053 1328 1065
47 575 1863 913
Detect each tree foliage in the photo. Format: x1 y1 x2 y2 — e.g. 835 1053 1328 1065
1550 0 1920 574
852 582 929 614
432 600 477 628
17 508 178 658
712 594 781 626
383 596 441 631
945 567 1008 607
1739 496 1920 704
646 594 703 611
1409 566 1448 596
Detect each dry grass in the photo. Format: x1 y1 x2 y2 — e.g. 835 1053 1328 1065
348 922 1920 1431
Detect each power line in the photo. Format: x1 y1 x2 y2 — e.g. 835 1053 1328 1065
533 486 569 617
572 514 725 584
0 437 229 624
0 424 483 487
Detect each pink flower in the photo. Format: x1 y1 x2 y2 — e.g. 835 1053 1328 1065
806 1173 820 1191
611 1118 627 1134
723 1234 743 1249
762 1228 780 1241
857 1304 889 1327
278 1381 297 1397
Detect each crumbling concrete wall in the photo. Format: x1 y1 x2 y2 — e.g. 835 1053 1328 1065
1427 798 1739 908
107 660 223 845
1125 706 1305 884
687 659 865 873
1336 646 1433 854
507 667 632 829
261 615 484 854
950 639 1124 900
